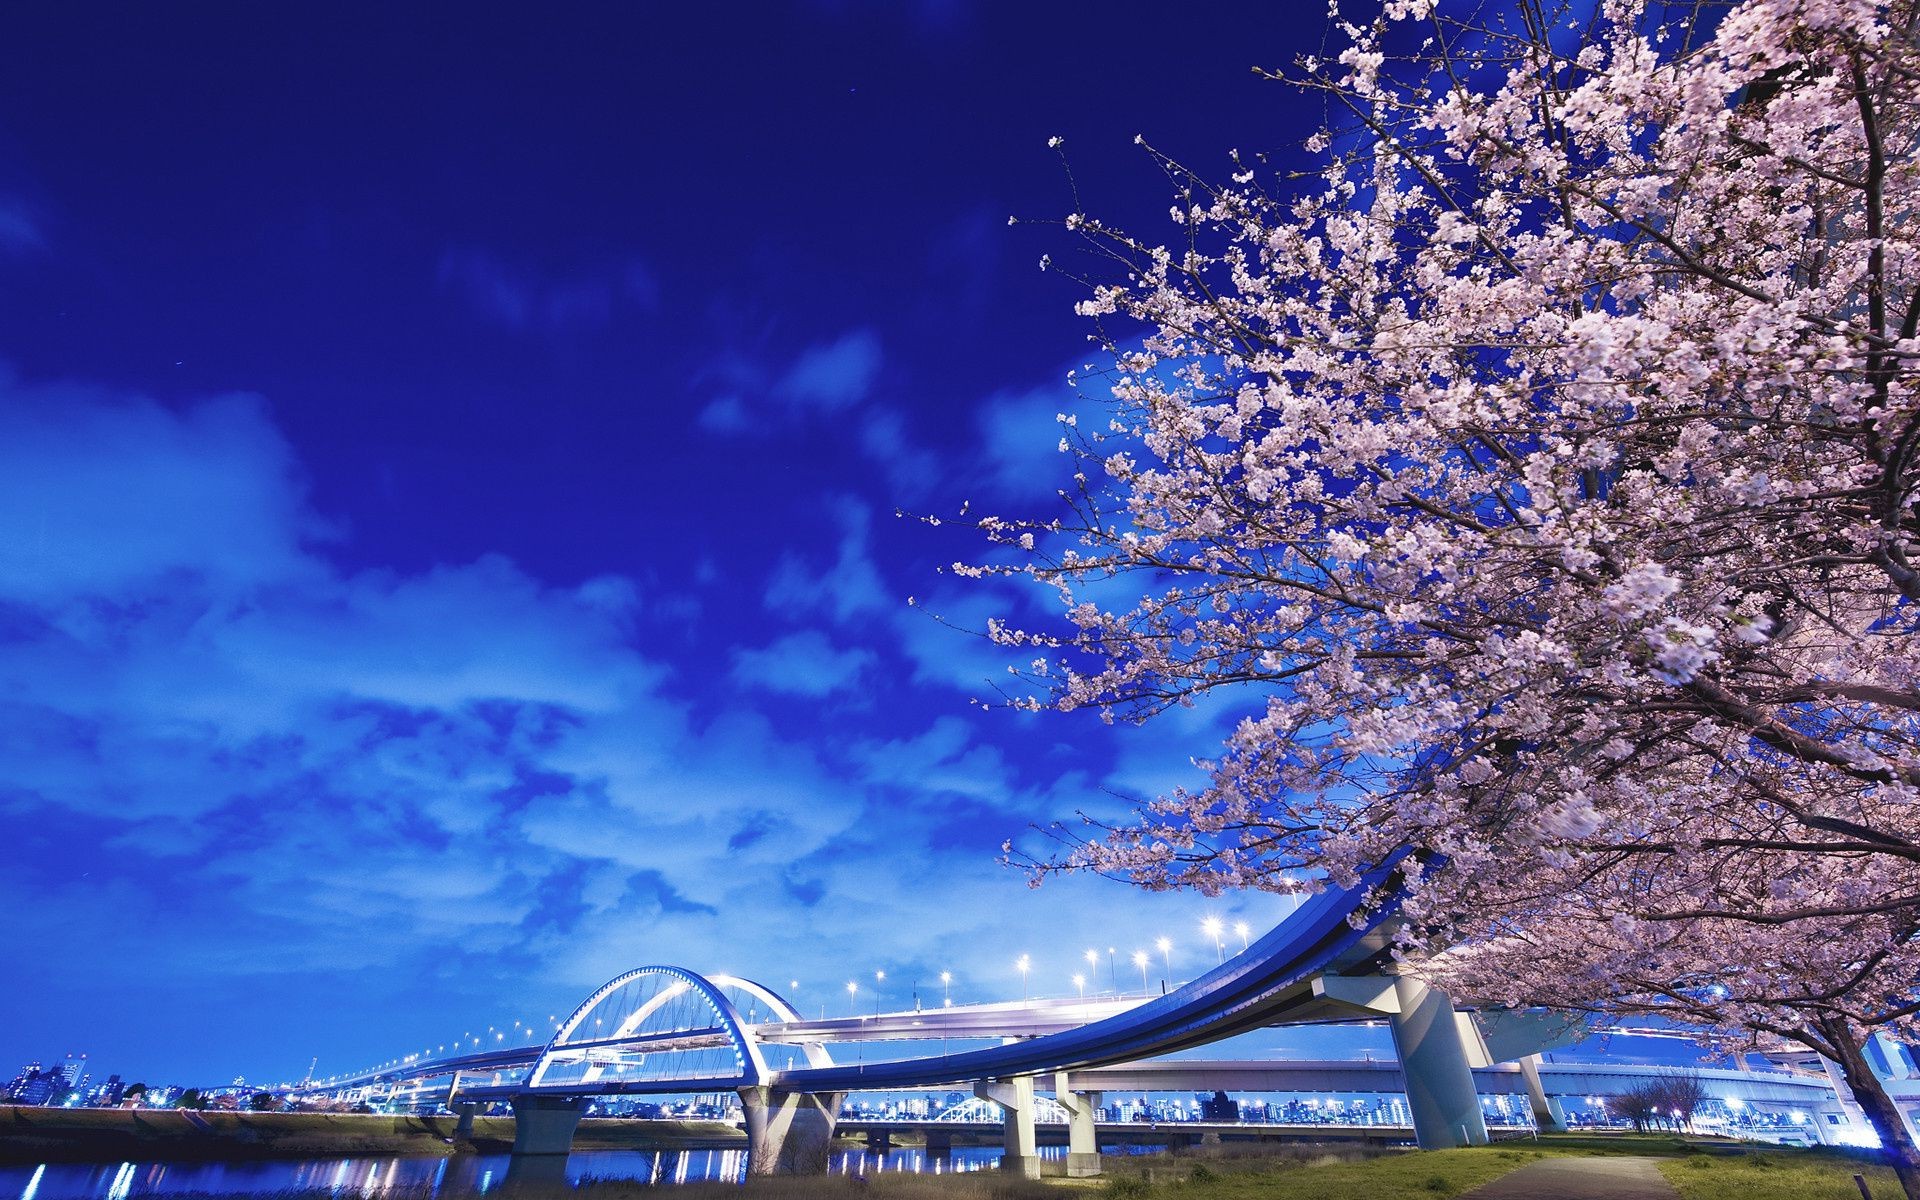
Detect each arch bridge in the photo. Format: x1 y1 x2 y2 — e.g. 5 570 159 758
301 858 1577 1178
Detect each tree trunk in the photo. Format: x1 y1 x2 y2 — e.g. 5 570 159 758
1819 1018 1920 1200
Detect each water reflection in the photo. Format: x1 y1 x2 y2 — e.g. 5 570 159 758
0 1145 1082 1200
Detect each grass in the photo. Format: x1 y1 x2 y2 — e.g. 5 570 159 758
1081 1146 1537 1200
0 1105 740 1162
1657 1147 1904 1200
8 1117 1912 1200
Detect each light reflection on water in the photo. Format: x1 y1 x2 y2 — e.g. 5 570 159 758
0 1145 1076 1200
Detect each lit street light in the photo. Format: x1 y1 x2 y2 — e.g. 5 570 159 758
1202 916 1226 963
940 971 953 1007
1234 921 1251 952
1132 950 1151 993
1016 954 1031 1001
1156 936 1173 984
846 980 858 1016
1072 972 1086 999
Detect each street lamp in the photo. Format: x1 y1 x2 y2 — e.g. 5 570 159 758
1107 947 1117 991
1202 916 1225 963
940 971 953 1007
1016 954 1031 1001
846 980 858 1016
1132 950 1151 993
1156 936 1173 984
1234 921 1251 951
1072 973 1086 999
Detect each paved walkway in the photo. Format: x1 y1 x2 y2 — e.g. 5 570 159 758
1463 1155 1678 1200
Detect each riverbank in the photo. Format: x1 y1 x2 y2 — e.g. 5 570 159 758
0 1106 742 1164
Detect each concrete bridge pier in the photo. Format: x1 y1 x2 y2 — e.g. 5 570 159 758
505 1094 586 1189
924 1129 952 1158
509 1093 586 1155
975 1076 1040 1179
452 1100 478 1141
1387 976 1490 1149
1054 1072 1103 1177
864 1129 892 1154
739 1086 844 1175
1517 1054 1567 1132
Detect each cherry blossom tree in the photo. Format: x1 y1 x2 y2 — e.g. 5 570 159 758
968 0 1919 1186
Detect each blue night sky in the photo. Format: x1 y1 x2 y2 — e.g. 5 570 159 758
0 3 1334 1086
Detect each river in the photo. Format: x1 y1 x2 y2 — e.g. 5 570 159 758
0 1145 1085 1200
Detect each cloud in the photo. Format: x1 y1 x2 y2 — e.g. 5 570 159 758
857 407 942 499
730 629 875 697
976 381 1083 500
436 248 657 334
0 199 45 254
0 384 323 603
0 370 1278 1083
774 329 881 412
0 378 868 1000
697 394 752 433
764 495 889 624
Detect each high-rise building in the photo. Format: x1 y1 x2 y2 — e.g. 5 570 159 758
3 1061 42 1102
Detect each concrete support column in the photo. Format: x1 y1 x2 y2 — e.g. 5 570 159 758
925 1129 952 1158
509 1094 586 1156
738 1086 844 1176
1054 1073 1102 1177
975 1076 1039 1179
453 1101 478 1141
1516 1055 1566 1132
505 1094 585 1189
1387 976 1490 1149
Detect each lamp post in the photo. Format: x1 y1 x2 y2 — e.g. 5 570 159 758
874 970 885 1017
1072 973 1086 999
846 980 858 1017
1234 921 1251 952
1083 948 1098 992
1132 950 1150 994
940 971 953 1007
1202 916 1226 963
1016 954 1031 1001
1156 936 1172 985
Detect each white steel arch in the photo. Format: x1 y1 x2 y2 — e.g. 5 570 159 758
529 965 767 1090
708 973 835 1070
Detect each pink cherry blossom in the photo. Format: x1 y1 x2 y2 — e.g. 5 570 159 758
967 0 1920 1187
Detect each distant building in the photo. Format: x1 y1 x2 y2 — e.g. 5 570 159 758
6 1062 64 1106
55 1054 90 1101
3 1061 44 1103
87 1075 125 1107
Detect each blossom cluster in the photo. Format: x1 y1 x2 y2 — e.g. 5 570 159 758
966 0 1920 1134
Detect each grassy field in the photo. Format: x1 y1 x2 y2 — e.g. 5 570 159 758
0 1106 740 1162
5 1113 1910 1200
1657 1147 1902 1200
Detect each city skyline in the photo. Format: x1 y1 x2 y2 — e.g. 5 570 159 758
0 3 1330 1082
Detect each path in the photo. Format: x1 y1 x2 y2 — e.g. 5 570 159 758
1464 1155 1679 1200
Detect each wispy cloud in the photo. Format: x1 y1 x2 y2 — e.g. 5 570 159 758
774 329 882 413
0 198 46 255
436 248 658 334
765 495 889 624
730 629 875 697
